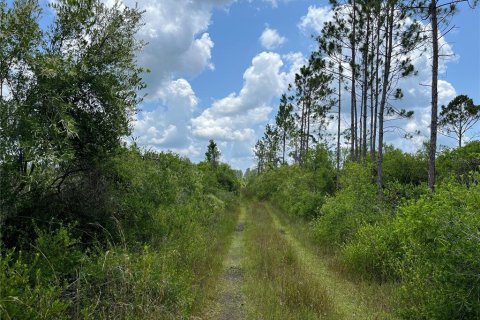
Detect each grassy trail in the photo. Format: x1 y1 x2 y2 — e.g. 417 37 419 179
204 205 247 319
264 203 397 319
205 200 396 319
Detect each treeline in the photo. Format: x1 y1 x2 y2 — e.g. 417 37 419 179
0 1 240 319
254 0 479 191
248 0 480 318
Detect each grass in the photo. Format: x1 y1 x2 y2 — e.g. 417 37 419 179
265 203 398 319
243 201 337 319
200 205 246 319
189 205 240 318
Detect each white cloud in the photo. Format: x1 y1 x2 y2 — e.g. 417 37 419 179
133 78 198 150
298 5 333 35
192 51 302 140
191 51 305 165
259 27 286 49
123 0 232 158
115 0 232 95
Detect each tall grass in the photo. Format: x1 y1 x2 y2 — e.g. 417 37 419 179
243 202 335 319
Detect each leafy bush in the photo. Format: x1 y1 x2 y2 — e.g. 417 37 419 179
1 146 240 319
383 180 428 208
342 221 400 282
246 145 334 219
437 141 480 184
312 163 386 248
382 146 427 185
0 250 70 320
394 179 480 319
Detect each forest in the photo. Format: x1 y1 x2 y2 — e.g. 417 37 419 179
1 0 479 319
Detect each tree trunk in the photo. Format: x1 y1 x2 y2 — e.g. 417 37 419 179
350 0 357 161
336 65 342 189
362 14 370 162
299 98 305 164
458 106 463 148
306 97 311 155
428 0 438 191
372 16 381 162
369 20 376 161
377 4 394 193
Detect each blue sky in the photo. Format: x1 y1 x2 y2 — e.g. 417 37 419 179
35 0 480 170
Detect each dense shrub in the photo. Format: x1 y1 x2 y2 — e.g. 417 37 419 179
394 179 480 319
437 141 480 184
383 180 428 208
0 250 71 320
342 221 401 282
246 145 335 219
342 177 480 318
1 147 240 319
382 146 427 185
312 163 387 248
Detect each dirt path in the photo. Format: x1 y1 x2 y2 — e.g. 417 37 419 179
207 205 246 320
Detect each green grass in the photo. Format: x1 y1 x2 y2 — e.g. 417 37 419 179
265 203 398 319
243 201 336 319
202 205 247 319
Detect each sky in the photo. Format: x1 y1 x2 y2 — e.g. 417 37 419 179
38 0 480 170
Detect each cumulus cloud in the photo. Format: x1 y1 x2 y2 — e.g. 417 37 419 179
259 27 286 49
192 52 285 141
298 5 333 35
191 51 306 165
119 0 232 157
133 78 198 151
113 0 232 96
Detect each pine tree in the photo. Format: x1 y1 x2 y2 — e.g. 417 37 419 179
439 95 480 147
275 94 295 165
205 139 221 167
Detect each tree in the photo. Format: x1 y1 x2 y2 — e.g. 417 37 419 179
263 124 281 167
291 57 333 166
375 1 421 193
439 95 480 147
0 0 145 222
254 139 266 174
275 94 295 165
404 0 479 191
205 139 221 167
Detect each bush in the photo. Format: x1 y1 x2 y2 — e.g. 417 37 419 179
383 180 428 209
0 250 70 320
246 145 335 220
342 221 400 282
382 146 427 186
394 179 480 319
312 163 386 248
437 141 480 184
1 146 240 319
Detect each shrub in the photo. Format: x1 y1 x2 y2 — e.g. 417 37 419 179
246 145 335 220
383 146 427 185
342 221 401 282
0 250 71 320
312 163 386 248
437 141 480 184
395 179 480 319
383 180 428 209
